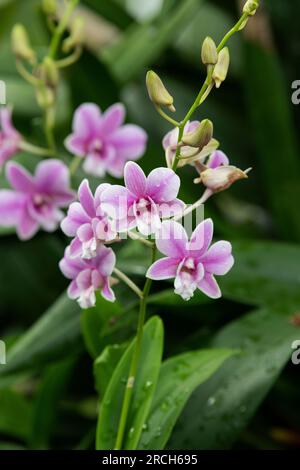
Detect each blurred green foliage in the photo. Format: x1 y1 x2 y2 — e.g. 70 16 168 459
0 0 300 450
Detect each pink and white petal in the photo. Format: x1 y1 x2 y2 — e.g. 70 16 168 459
77 222 93 242
72 103 102 138
108 124 147 160
156 220 188 258
162 127 179 149
189 218 214 258
78 179 95 217
146 167 180 202
35 159 74 204
197 272 221 299
61 202 90 236
99 103 125 136
69 237 83 258
0 107 19 137
40 208 64 232
101 185 132 221
0 190 25 225
101 279 116 302
6 163 34 193
94 183 111 205
83 153 107 177
95 245 116 277
16 209 39 240
76 269 92 291
67 280 80 300
64 135 86 157
124 161 147 197
201 240 234 275
208 150 229 169
158 198 185 219
59 250 84 279
146 257 178 280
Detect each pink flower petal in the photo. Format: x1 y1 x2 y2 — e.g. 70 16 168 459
201 240 234 275
64 135 86 157
108 124 147 160
0 190 25 225
94 245 116 277
72 103 102 139
61 202 90 236
208 150 229 169
6 163 35 193
69 237 83 258
158 198 185 219
99 103 125 136
17 209 39 240
101 185 132 223
156 220 188 258
189 218 214 258
78 179 95 217
146 167 180 202
146 257 178 280
67 279 80 299
197 272 221 299
59 248 84 279
124 161 147 197
35 159 74 205
77 222 93 242
101 279 116 302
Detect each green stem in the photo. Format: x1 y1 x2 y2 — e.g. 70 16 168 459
55 47 82 68
69 155 82 175
19 140 56 157
44 106 56 151
155 105 180 127
48 0 79 60
113 268 144 299
114 246 157 450
171 12 248 172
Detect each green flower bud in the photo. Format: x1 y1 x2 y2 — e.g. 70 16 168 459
36 87 55 109
212 47 230 88
243 0 259 16
11 24 36 64
38 57 59 88
181 119 213 149
42 0 57 15
62 16 85 53
146 70 175 112
201 37 218 66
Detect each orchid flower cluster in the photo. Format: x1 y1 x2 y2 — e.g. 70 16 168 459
0 0 259 451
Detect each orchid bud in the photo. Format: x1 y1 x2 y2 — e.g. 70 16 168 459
42 0 57 15
212 47 230 88
62 16 85 53
199 166 249 192
146 70 175 112
36 87 55 108
181 119 213 149
243 0 259 16
201 37 218 66
39 57 59 88
11 24 36 64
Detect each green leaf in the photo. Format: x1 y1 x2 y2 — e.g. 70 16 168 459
137 348 235 449
168 306 299 449
96 316 164 450
0 293 81 378
244 43 300 241
30 358 76 449
221 240 300 306
94 343 127 397
0 389 31 440
81 296 124 358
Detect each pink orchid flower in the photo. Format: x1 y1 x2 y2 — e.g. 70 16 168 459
206 150 229 168
61 179 117 259
0 107 22 168
65 103 147 178
59 244 116 307
101 161 185 236
0 160 75 240
147 219 234 300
